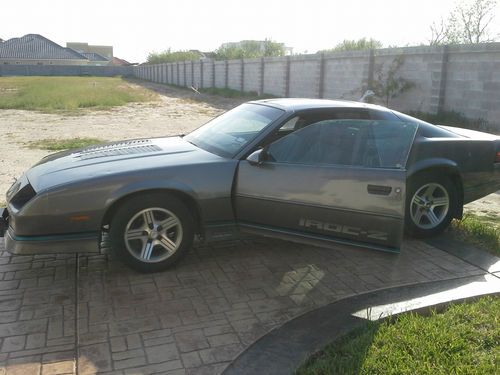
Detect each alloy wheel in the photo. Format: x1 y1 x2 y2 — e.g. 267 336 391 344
410 183 450 230
124 207 183 263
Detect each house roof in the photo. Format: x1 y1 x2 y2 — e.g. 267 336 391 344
80 52 109 62
0 34 88 60
112 56 132 66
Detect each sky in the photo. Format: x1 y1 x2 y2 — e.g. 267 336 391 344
2 0 500 63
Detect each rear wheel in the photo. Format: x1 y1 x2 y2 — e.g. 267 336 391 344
110 193 194 273
405 175 457 238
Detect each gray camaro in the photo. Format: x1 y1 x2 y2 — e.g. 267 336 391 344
1 99 500 272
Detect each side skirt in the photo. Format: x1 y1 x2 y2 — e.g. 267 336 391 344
203 221 400 253
238 222 400 254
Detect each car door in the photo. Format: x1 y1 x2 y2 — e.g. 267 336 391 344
234 111 418 252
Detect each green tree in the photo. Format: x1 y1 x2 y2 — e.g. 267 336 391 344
371 55 415 106
214 39 285 60
147 49 203 64
319 38 383 53
430 0 498 45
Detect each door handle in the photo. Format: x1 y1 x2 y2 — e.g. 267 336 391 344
367 184 392 196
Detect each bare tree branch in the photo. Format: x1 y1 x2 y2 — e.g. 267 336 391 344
428 0 498 45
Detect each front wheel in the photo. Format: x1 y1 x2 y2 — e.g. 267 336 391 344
405 175 457 238
109 193 195 273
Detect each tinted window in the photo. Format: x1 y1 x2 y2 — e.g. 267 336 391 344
267 120 417 169
185 104 284 158
391 110 460 138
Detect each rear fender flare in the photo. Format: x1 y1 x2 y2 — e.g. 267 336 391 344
407 158 459 178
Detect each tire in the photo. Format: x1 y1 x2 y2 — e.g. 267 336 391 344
109 193 195 273
405 174 458 238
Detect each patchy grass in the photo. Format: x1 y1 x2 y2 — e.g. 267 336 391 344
0 76 157 112
199 87 276 99
449 213 500 256
297 296 500 375
28 138 105 151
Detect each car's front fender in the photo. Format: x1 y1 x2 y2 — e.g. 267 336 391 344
105 178 199 208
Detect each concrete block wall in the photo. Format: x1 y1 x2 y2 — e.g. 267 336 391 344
263 57 287 96
289 55 320 98
243 58 261 93
164 63 169 84
214 61 226 88
0 64 134 77
323 51 369 100
227 60 242 91
202 60 214 88
193 61 202 88
445 43 500 126
178 62 185 86
372 47 444 114
135 43 500 131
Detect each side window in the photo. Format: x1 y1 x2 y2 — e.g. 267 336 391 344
267 120 361 166
267 120 417 169
370 121 418 168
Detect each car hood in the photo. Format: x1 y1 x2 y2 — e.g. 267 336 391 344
26 136 224 192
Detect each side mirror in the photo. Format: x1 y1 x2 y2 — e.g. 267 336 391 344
246 148 268 166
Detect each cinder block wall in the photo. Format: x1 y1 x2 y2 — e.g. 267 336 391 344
214 61 226 88
0 64 134 77
227 60 242 91
134 43 500 131
445 44 500 126
263 57 287 96
242 58 261 93
289 55 320 98
323 51 370 100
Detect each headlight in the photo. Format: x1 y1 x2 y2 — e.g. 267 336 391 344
10 183 36 210
6 179 20 200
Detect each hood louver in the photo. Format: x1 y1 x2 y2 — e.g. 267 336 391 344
72 140 162 160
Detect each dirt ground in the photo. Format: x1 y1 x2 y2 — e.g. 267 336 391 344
0 79 498 217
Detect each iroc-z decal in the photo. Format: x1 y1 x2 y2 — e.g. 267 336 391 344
299 218 388 241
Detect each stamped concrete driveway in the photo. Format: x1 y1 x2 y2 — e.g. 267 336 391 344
0 236 487 375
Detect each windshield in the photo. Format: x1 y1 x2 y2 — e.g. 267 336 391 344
184 103 284 158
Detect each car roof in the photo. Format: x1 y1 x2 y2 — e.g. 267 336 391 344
250 98 468 139
249 98 390 112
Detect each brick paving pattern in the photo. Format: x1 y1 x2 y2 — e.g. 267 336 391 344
0 237 486 374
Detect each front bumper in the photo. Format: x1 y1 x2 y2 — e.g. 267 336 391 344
3 227 100 255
